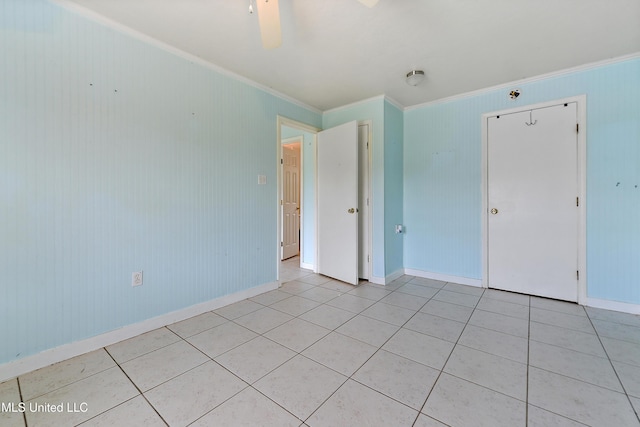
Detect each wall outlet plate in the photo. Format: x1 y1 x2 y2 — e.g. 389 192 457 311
132 271 143 287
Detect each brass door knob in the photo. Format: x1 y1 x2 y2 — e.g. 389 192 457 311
348 208 355 214
490 208 498 215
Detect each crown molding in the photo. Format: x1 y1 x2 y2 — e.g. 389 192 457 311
403 52 640 111
322 94 387 115
49 0 322 116
404 52 640 112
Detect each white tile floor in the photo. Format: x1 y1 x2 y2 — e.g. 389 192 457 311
2 257 640 426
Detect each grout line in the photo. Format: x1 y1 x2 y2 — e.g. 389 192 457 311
16 275 637 426
150 331 254 425
105 327 182 365
415 286 486 423
103 347 170 427
301 365 351 424
255 278 438 424
14 354 121 402
584 308 640 425
16 376 27 427
250 384 313 425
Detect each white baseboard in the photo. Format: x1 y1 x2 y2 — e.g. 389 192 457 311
300 262 314 271
368 269 404 286
0 281 278 383
586 297 640 315
368 275 385 285
386 269 405 283
403 269 483 288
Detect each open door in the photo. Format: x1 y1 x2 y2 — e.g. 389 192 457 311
317 121 359 285
281 142 301 260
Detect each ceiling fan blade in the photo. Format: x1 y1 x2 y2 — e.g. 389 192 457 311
357 0 379 7
256 0 282 49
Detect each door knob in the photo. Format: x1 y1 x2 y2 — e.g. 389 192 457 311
490 208 498 215
348 208 355 214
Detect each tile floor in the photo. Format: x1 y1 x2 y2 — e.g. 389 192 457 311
2 257 640 426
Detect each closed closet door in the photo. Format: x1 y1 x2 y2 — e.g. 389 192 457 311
487 102 579 301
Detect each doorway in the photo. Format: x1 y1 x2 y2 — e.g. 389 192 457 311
482 96 587 303
276 117 371 285
281 138 301 260
277 117 319 280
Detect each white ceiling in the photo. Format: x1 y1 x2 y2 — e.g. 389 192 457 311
60 0 640 111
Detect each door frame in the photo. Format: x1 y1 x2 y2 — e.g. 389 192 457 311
480 95 587 304
358 120 373 282
281 137 302 261
276 116 320 281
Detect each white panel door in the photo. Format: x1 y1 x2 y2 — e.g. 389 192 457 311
282 144 300 260
487 103 578 301
317 121 358 285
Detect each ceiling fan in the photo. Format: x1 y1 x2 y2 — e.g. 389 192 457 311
252 0 379 49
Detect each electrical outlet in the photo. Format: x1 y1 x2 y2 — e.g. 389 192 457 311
132 271 143 287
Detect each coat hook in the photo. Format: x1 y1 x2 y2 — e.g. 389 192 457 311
525 110 537 126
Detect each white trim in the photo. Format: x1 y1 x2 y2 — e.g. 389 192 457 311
277 116 321 280
385 269 405 284
586 298 640 315
280 135 304 263
384 96 404 111
576 98 588 305
323 95 387 115
368 269 404 286
0 281 278 382
300 262 314 271
358 120 374 282
405 52 640 111
404 269 483 287
481 95 587 304
50 0 321 115
368 275 385 285
40 3 640 114
278 117 321 135
298 137 305 270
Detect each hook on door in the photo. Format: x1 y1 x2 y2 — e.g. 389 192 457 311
525 110 537 126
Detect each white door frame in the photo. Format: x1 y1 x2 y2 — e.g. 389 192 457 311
276 116 320 281
359 120 373 282
481 95 587 305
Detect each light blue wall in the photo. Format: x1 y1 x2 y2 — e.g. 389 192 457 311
404 57 640 304
2 1 638 369
383 101 404 276
322 99 386 278
281 126 316 267
0 0 321 364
